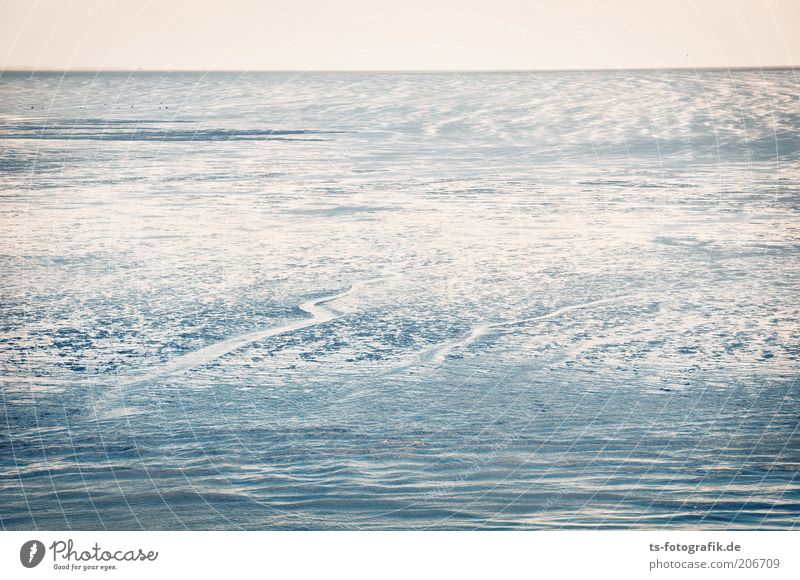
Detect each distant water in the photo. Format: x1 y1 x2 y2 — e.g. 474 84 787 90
0 70 798 530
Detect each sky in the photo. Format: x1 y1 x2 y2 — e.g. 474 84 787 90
1 0 798 70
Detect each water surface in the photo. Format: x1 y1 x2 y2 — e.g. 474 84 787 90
1 70 798 529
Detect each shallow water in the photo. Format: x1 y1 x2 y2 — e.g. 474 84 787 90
0 70 798 529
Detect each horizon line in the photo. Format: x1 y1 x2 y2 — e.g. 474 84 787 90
1 65 797 74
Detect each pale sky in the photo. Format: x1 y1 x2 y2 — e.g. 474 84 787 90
1 0 798 70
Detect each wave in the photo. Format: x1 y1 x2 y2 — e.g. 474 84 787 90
124 280 375 385
424 294 634 364
0 127 341 142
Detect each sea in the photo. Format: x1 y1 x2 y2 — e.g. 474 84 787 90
0 69 798 529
